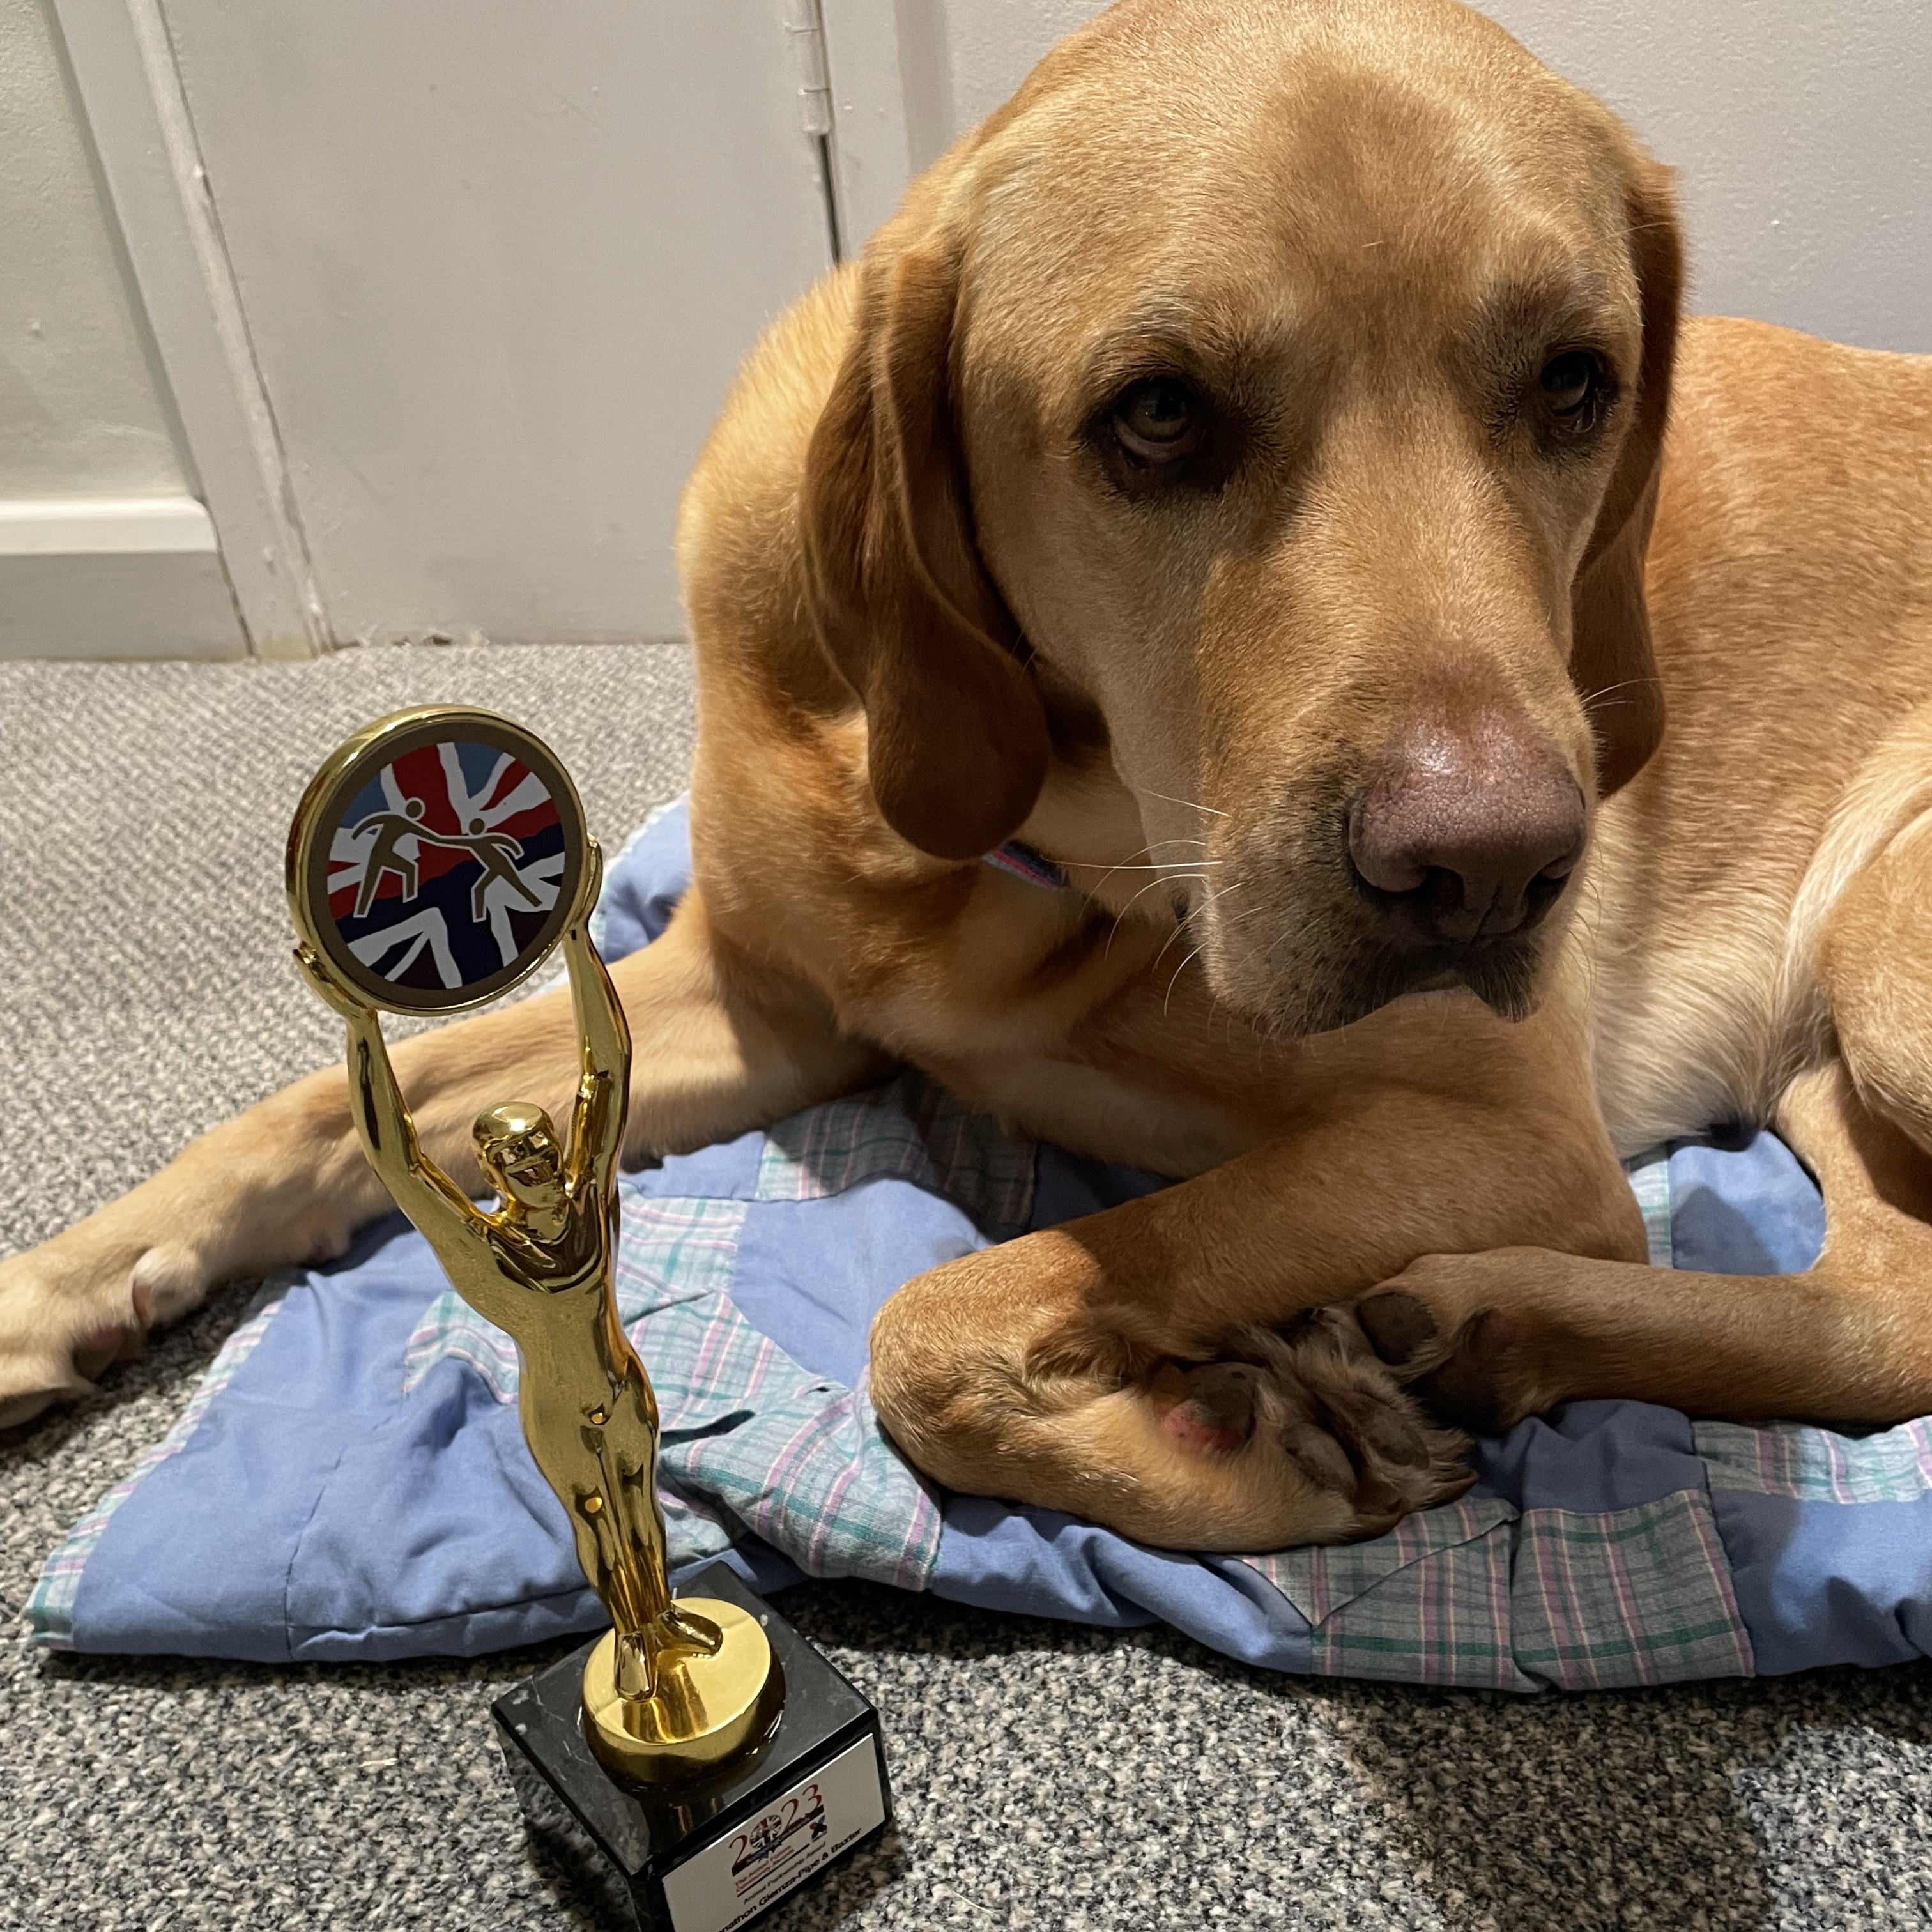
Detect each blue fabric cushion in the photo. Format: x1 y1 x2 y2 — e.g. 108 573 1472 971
27 800 1932 1689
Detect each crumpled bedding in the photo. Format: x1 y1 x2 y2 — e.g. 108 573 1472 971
29 802 1932 1688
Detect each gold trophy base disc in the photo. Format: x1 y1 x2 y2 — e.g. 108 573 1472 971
581 1598 778 1786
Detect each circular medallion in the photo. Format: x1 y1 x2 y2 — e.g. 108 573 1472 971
287 707 587 1015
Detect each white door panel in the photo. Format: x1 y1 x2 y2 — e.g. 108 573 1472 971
158 0 835 645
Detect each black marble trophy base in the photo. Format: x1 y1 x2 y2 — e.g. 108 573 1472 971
493 1565 892 1932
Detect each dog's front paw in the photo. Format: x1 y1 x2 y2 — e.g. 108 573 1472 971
1358 1250 1557 1435
871 1233 1474 1552
1154 1309 1475 1545
0 1234 206 1430
0 1253 120 1430
1262 1307 1475 1529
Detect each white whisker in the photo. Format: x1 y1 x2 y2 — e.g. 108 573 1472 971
1104 871 1206 956
1140 788 1228 818
1162 942 1208 1015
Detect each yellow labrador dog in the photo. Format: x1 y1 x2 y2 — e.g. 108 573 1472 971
6 0 1931 1555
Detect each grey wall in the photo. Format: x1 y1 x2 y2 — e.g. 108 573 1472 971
926 0 1932 355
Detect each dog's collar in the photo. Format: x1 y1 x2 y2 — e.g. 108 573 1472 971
983 839 1070 891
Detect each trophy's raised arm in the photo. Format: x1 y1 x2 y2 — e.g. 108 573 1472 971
560 842 629 1198
288 708 889 1932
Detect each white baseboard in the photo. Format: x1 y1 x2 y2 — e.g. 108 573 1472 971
0 498 245 660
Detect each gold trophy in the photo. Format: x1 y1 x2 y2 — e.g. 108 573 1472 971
288 709 889 1932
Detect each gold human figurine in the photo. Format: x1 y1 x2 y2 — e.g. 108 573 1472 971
296 842 774 1781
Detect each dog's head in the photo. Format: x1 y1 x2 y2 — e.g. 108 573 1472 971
802 0 1682 1034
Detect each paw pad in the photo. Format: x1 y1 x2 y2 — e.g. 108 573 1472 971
1153 1361 1260 1457
1358 1289 1440 1367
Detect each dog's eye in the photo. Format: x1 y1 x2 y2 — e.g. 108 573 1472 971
1538 350 1604 424
1112 378 1202 462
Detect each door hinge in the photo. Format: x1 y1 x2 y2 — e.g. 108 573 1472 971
783 0 844 261
785 0 834 138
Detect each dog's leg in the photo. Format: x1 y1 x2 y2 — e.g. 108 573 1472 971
1364 821 1932 1433
0 889 884 1426
870 1084 1645 1551
1365 1063 1932 1431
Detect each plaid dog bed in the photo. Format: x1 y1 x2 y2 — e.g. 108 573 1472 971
28 803 1932 1687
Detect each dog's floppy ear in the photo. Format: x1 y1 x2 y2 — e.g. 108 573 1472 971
1570 162 1683 799
799 236 1050 860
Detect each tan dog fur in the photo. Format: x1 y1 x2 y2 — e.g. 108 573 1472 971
4 0 1931 1554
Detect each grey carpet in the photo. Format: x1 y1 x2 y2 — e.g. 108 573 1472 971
3 641 1929 1932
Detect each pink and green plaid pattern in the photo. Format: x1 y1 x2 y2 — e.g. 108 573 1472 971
1242 1489 1752 1690
1247 1497 1531 1689
397 1187 942 1591
755 1070 1035 1230
400 1193 747 1403
1512 1494 1753 1689
1623 1146 1676 1266
1695 1417 1932 1503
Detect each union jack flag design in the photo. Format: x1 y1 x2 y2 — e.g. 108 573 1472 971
323 739 565 993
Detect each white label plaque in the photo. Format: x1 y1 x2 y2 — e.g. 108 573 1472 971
661 1734 887 1932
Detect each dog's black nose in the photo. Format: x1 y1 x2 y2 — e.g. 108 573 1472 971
1347 712 1584 943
